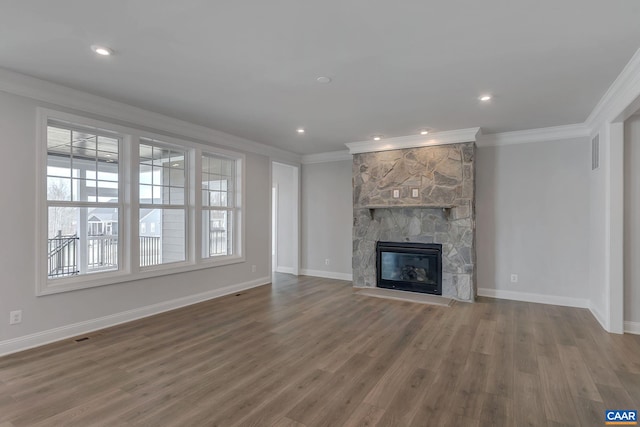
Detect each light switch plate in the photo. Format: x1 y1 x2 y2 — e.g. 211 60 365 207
411 188 419 198
392 189 401 199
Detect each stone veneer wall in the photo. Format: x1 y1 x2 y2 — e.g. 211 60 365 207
352 142 476 301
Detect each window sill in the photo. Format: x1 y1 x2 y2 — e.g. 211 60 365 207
37 255 246 296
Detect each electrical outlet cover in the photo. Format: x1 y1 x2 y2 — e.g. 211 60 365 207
9 310 22 325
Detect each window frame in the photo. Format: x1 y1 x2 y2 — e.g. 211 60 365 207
36 108 245 296
45 122 124 278
138 138 190 269
200 151 242 261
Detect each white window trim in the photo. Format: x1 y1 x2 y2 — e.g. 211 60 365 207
36 108 246 296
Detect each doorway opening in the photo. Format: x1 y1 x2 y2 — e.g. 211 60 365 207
272 162 300 277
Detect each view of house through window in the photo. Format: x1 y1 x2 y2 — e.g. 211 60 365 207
47 125 120 278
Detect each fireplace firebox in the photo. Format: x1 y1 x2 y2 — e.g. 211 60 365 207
376 241 442 295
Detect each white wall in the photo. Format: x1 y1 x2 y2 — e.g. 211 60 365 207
476 138 591 306
624 115 640 323
272 162 296 273
589 121 625 333
589 128 608 327
301 160 353 280
0 90 271 352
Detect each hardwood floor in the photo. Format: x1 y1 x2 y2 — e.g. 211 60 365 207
1 274 639 426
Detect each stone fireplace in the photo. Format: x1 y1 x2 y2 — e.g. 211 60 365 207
352 142 476 301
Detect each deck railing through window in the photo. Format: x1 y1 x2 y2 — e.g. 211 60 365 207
47 235 162 277
87 235 118 271
209 228 227 256
48 233 79 278
139 236 161 267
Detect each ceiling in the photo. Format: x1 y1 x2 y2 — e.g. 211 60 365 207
1 1 640 155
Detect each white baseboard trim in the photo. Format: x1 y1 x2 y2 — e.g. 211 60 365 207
624 321 640 335
477 288 589 308
275 266 295 275
589 303 610 332
0 276 271 357
300 268 353 282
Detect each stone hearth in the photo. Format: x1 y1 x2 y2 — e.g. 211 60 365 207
352 142 476 301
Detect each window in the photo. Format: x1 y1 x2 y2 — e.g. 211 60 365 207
39 110 245 295
46 123 121 279
139 140 187 267
201 153 238 258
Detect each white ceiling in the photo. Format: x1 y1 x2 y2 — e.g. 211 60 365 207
1 1 640 155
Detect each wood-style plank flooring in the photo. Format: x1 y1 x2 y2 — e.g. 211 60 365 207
1 274 639 426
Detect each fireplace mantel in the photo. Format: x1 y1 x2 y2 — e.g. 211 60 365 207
359 204 454 219
360 204 455 209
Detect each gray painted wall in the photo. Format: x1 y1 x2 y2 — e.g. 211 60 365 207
589 126 608 325
272 162 296 272
301 160 352 277
476 138 591 300
624 115 640 323
301 140 592 302
0 90 270 343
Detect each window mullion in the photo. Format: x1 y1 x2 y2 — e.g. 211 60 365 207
127 134 139 275
77 175 88 275
236 156 243 259
139 204 185 210
192 149 202 263
47 201 120 208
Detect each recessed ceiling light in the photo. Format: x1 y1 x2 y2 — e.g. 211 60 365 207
479 95 492 102
91 45 113 56
316 76 332 84
373 136 382 141
420 130 429 135
297 128 305 134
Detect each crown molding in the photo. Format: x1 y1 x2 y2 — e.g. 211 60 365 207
0 67 301 164
345 127 480 154
476 123 590 147
301 150 352 164
309 123 590 159
586 47 640 132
